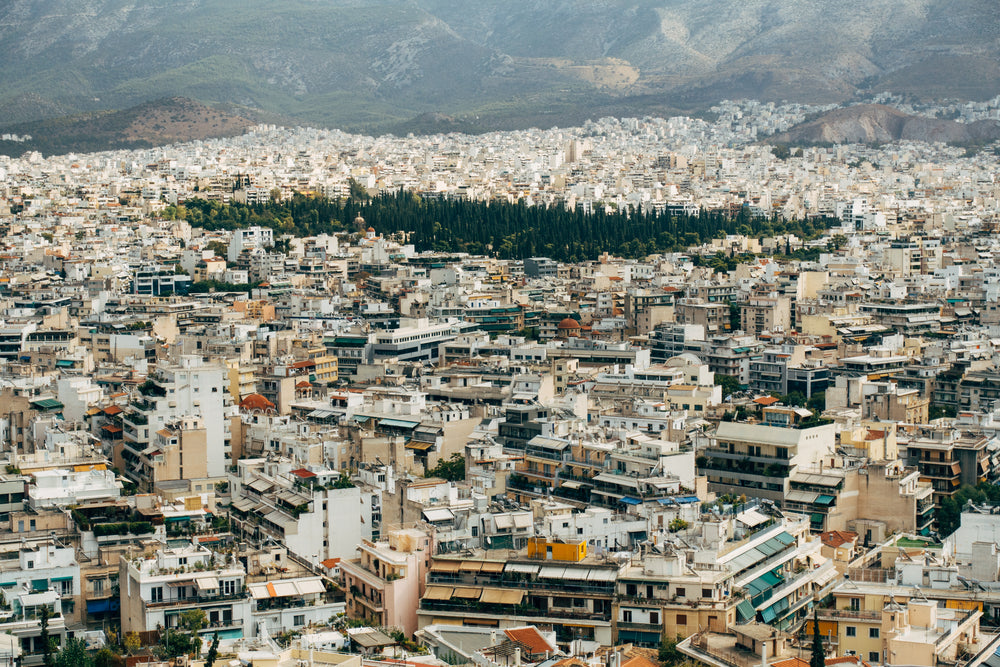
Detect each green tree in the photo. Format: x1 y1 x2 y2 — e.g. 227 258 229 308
715 374 741 398
56 637 94 667
348 178 370 203
810 608 825 667
205 240 228 258
929 404 957 421
94 647 118 667
426 453 466 482
806 392 826 412
658 634 684 666
40 604 57 667
205 633 221 667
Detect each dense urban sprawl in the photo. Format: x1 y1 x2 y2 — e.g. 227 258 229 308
4 98 1000 667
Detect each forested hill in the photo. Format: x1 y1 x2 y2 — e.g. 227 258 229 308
167 192 836 262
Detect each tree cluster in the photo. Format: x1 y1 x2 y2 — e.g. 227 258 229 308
937 482 1000 537
163 192 838 262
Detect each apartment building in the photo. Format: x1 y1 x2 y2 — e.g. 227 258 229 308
341 529 431 636
119 544 251 638
699 407 837 504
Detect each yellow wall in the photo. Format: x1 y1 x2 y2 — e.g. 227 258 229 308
526 538 586 561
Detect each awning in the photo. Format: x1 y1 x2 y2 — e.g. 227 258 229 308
55 360 74 367
271 581 298 597
810 512 825 524
295 579 326 595
406 441 435 451
424 586 454 601
196 577 219 591
816 494 836 506
494 515 514 530
50 576 73 583
379 418 419 428
620 496 641 505
479 588 507 604
737 508 769 527
505 563 539 575
248 583 271 599
736 599 756 623
538 566 566 579
422 508 455 523
561 481 582 490
775 532 795 546
501 590 524 605
480 562 505 573
459 561 483 573
31 579 48 591
452 587 482 599
88 598 112 614
31 398 63 410
432 560 462 573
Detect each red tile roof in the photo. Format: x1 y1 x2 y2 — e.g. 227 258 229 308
754 395 780 406
820 530 858 548
503 627 554 656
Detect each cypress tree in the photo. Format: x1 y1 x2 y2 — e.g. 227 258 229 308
810 608 825 667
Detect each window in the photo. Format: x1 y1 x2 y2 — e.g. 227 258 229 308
702 588 712 598
61 580 72 595
221 580 235 595
26 561 33 569
294 614 305 626
869 653 880 664
845 626 856 637
151 587 163 603
622 610 633 623
676 614 688 626
675 587 685 598
93 579 104 595
850 598 861 611
650 611 659 625
869 628 879 639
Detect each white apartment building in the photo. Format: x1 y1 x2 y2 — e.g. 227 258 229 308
119 355 233 486
120 544 251 638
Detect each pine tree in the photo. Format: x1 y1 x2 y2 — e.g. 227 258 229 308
810 608 825 667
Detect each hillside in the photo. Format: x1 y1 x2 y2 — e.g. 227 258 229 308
1 1 998 133
0 98 254 157
767 104 1000 145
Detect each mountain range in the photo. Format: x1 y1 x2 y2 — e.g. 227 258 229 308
768 104 1000 146
1 0 999 134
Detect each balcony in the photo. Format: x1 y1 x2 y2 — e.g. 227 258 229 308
702 449 791 467
124 411 148 426
419 598 608 622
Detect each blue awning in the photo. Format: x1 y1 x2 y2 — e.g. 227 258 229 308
816 494 836 506
620 496 641 505
55 360 74 368
50 576 73 582
674 495 700 504
87 599 111 614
